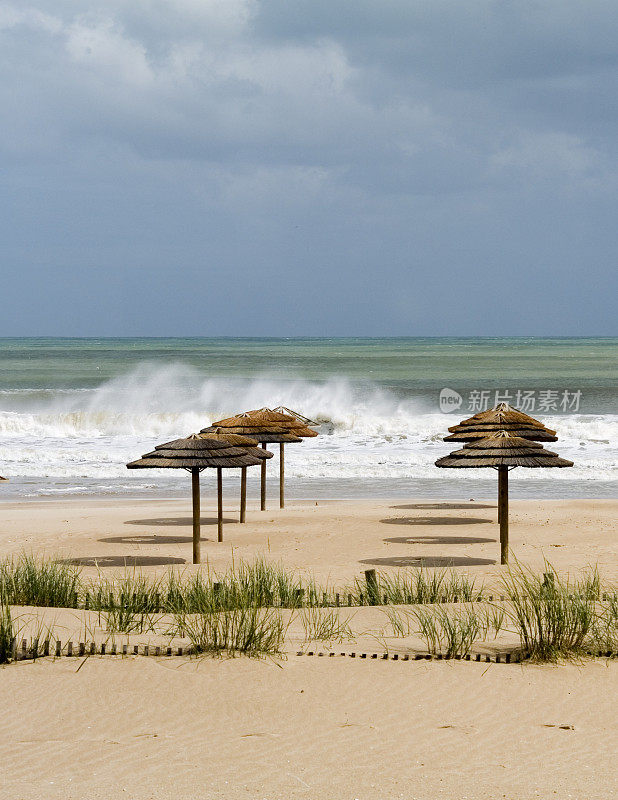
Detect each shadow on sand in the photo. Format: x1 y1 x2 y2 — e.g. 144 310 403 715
390 503 496 510
100 534 214 545
383 535 496 545
124 517 237 527
58 555 186 568
380 516 493 526
359 556 495 568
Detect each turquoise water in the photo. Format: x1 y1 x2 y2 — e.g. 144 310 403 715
2 337 617 399
0 337 616 498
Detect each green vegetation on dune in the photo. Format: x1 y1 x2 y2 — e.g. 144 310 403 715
0 555 616 664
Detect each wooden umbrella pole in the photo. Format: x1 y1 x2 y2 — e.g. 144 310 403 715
191 467 201 564
217 467 223 543
240 467 247 523
279 442 285 509
260 442 267 511
498 466 509 564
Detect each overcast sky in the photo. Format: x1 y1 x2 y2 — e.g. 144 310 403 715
1 1 616 336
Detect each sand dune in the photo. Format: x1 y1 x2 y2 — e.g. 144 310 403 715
0 495 616 799
1 655 616 800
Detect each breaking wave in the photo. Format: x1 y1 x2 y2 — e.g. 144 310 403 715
0 363 615 490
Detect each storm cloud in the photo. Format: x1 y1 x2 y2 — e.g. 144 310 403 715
1 1 616 335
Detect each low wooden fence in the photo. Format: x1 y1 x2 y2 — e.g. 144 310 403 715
8 637 617 665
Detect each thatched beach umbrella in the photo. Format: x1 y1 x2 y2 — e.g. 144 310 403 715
127 435 266 563
198 428 273 523
435 431 573 564
272 406 319 428
445 402 557 442
444 403 558 523
201 421 302 512
209 408 317 510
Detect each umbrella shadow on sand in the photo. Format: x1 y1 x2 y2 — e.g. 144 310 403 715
58 556 186 568
124 517 237 527
100 534 215 546
360 556 495 568
380 516 493 526
384 535 496 545
390 503 496 510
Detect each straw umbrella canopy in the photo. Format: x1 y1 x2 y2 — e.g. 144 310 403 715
452 402 551 428
445 403 557 442
435 431 573 564
272 406 319 428
127 435 266 563
445 425 557 442
444 403 558 522
198 428 273 523
209 408 318 510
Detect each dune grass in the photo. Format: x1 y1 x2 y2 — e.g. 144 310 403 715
299 606 354 643
0 601 13 664
385 603 498 657
0 555 483 613
501 561 612 662
353 567 480 606
0 555 81 609
411 605 483 658
1 554 616 663
592 595 618 653
173 605 289 657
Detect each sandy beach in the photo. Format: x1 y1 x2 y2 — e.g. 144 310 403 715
3 0 617 792
0 494 616 800
0 494 615 583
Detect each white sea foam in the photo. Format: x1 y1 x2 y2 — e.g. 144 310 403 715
0 363 615 491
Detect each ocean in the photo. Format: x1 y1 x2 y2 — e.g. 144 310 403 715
0 337 616 500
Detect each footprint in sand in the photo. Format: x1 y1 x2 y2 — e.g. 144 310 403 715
543 724 575 730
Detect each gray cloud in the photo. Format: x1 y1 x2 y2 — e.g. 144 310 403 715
0 1 616 335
